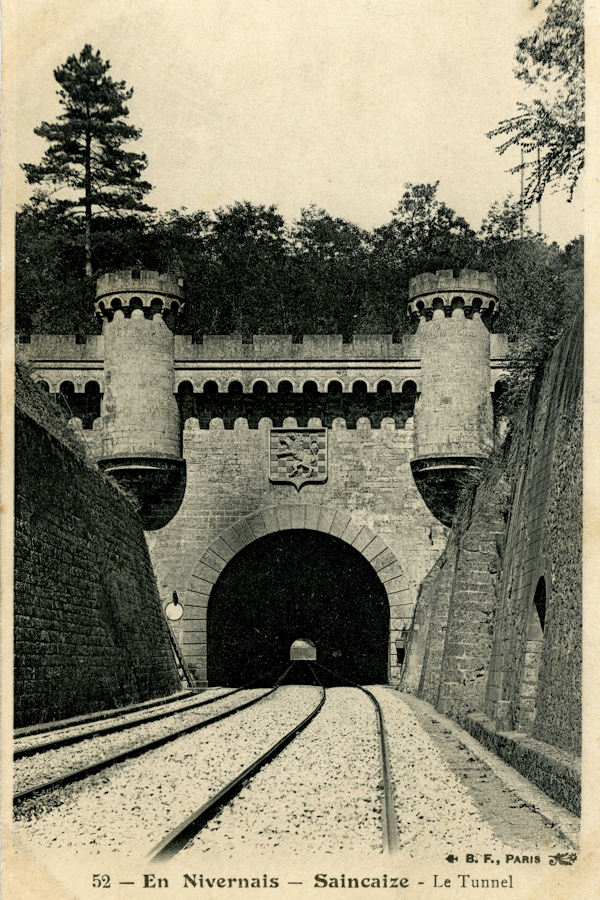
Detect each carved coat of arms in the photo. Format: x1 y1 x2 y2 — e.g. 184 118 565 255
269 428 327 490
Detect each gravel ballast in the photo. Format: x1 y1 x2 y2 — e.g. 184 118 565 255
179 686 382 857
13 688 231 756
14 684 571 866
14 688 270 794
368 686 568 857
13 685 322 860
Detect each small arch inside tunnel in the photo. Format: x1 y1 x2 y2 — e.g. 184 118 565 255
207 529 389 686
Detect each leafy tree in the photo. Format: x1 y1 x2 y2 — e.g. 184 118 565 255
207 202 291 337
145 208 219 337
288 207 370 337
291 205 367 261
366 183 479 335
15 192 160 333
22 44 152 276
16 192 95 333
15 184 583 413
475 220 583 412
479 194 535 241
488 0 584 205
372 183 478 275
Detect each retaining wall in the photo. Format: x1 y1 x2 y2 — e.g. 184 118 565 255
14 370 181 727
400 313 582 804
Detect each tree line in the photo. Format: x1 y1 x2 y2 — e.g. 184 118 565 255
17 0 584 408
16 186 582 345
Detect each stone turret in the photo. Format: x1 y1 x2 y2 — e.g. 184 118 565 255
409 270 498 526
96 270 186 529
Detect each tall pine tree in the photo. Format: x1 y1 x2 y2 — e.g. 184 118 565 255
22 45 152 276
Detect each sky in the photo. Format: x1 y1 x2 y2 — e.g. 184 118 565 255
10 0 584 246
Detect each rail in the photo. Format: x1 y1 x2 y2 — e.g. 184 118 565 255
148 667 325 862
14 667 293 804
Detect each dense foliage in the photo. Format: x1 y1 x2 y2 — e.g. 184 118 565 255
17 27 584 419
488 0 584 205
17 183 582 352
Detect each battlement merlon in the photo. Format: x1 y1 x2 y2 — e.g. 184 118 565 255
16 334 105 364
408 269 498 319
16 330 511 394
17 264 510 397
172 332 421 361
16 331 422 363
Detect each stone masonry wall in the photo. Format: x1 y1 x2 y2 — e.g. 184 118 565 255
435 473 511 716
487 313 582 754
399 555 443 694
145 415 447 684
401 313 582 757
15 371 181 727
406 465 511 715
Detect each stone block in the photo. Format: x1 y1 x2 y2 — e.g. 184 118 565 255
197 547 225 580
329 510 351 539
340 518 363 546
208 538 236 564
188 575 213 596
231 517 256 548
246 512 268 540
304 505 321 532
290 505 306 530
220 526 246 554
261 507 280 534
276 506 293 531
352 527 375 553
194 562 219 584
369 547 397 571
382 575 406 594
317 507 336 533
378 561 404 583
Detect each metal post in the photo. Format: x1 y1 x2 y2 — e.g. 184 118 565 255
537 146 542 234
520 148 524 239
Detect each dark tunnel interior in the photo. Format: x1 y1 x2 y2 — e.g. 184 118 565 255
207 529 390 686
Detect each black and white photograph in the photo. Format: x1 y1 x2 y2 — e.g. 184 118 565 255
2 0 594 896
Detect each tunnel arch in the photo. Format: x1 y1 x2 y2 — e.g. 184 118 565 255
208 530 389 685
181 505 410 686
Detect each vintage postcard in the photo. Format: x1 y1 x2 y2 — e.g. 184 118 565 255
2 0 597 897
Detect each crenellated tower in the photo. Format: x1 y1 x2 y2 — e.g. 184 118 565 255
95 270 186 529
408 269 498 526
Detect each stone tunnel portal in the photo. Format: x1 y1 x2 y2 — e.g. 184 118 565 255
207 529 390 686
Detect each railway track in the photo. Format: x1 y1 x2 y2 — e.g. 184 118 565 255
314 663 400 854
15 664 400 858
14 668 292 803
148 670 327 861
14 668 283 759
357 684 400 853
14 674 575 865
147 666 399 860
14 688 198 741
15 689 229 759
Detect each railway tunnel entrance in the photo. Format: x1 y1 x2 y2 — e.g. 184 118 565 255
207 530 389 686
